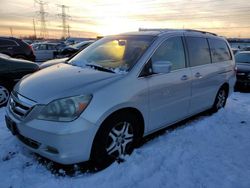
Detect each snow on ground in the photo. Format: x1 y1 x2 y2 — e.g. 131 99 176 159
0 92 250 188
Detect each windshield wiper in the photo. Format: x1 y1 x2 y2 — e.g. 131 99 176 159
85 63 115 73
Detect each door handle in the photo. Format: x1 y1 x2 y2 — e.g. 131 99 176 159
181 75 189 80
195 72 202 78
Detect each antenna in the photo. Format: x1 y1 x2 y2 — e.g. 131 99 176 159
57 4 70 39
34 0 48 39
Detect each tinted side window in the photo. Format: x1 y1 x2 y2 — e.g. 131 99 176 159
208 39 231 62
48 45 57 50
186 37 211 67
0 39 17 46
38 44 47 50
151 37 186 71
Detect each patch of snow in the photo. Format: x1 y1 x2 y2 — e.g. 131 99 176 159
0 92 250 187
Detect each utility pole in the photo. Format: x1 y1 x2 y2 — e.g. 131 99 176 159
34 0 48 39
57 4 70 39
9 27 13 37
33 18 37 39
67 25 70 37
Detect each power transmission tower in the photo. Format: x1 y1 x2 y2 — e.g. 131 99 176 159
34 0 48 39
57 4 70 39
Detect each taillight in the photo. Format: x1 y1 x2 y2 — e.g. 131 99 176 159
29 45 34 53
234 66 237 74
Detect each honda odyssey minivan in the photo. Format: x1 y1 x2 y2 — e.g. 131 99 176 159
5 29 236 169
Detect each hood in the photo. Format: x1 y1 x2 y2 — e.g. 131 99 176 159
14 63 122 104
236 62 250 72
39 58 68 69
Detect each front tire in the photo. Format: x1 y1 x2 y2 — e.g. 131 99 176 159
91 113 141 170
0 85 10 107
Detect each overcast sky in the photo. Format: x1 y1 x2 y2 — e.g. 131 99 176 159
0 0 250 38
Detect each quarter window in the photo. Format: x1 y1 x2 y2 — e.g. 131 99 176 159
151 37 186 71
186 37 211 67
208 39 232 62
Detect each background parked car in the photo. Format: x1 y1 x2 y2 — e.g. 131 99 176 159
235 51 250 89
242 46 250 51
0 36 35 61
64 37 93 45
55 40 94 58
231 47 241 55
32 42 60 62
0 53 39 107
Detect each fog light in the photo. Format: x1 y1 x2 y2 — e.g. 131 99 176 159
45 146 59 154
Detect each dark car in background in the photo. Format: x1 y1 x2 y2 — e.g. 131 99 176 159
55 40 94 58
235 51 250 89
242 46 250 52
0 37 35 61
0 54 39 106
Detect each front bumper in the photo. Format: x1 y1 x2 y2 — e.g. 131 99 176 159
5 104 98 165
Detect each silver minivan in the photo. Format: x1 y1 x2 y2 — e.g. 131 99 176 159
5 29 236 168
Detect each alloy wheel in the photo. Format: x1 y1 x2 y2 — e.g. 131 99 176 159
106 122 134 159
216 89 226 109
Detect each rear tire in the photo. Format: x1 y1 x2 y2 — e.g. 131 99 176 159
14 55 26 60
91 113 141 170
0 85 10 107
210 87 228 113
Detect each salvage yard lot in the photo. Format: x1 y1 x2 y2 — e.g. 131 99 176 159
0 92 250 188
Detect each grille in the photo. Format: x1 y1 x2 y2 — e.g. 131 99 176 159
9 92 36 119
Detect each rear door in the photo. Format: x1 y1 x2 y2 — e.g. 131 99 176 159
185 36 219 114
47 44 57 60
145 36 192 132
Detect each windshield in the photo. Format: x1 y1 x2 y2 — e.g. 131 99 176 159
68 35 154 73
235 53 250 63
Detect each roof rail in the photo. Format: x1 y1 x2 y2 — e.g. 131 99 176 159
138 28 217 36
184 29 217 36
139 28 175 32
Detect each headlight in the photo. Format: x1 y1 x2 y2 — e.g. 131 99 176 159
37 95 92 122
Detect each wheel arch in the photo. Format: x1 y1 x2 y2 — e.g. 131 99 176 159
220 82 229 96
96 107 145 139
90 107 145 165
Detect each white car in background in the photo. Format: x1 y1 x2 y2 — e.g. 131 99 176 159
32 43 59 62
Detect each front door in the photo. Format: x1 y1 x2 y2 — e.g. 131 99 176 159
146 36 192 132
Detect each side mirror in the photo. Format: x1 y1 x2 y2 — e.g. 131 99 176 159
152 61 172 74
